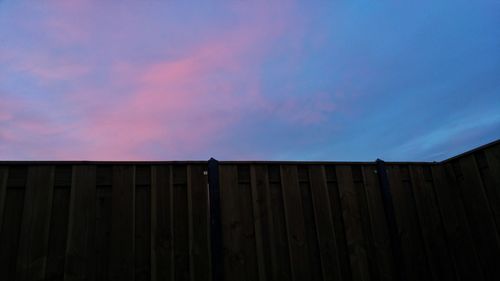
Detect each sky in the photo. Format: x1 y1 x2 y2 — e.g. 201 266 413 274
0 1 499 161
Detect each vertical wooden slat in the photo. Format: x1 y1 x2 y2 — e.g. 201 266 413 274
431 164 484 280
298 166 323 281
96 187 112 281
151 165 173 281
45 185 71 281
65 165 96 281
109 165 135 281
0 186 25 280
280 165 309 281
409 165 456 281
237 165 259 281
362 165 396 281
267 165 292 281
220 165 243 281
16 166 55 281
477 146 500 235
0 167 7 232
325 166 352 281
172 165 190 281
352 166 380 281
455 156 500 279
135 166 151 281
386 165 430 281
188 165 211 281
308 165 342 281
336 165 371 281
250 165 273 281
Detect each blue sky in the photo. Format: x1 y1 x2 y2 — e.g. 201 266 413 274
0 1 499 161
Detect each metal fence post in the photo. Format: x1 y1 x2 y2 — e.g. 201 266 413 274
208 158 223 281
375 159 405 281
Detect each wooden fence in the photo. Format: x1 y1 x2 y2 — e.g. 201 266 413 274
0 140 499 281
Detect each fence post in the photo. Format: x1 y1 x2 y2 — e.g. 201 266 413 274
375 159 405 281
208 158 223 281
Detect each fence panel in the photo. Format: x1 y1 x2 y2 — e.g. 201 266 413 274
0 140 499 280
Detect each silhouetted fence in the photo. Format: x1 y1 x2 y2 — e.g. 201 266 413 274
0 140 499 281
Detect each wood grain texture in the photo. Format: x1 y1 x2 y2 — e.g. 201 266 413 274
109 165 136 281
0 188 25 280
219 165 245 281
0 167 7 233
308 165 342 281
478 146 500 236
250 165 273 281
298 166 323 281
455 156 500 279
336 165 371 281
236 165 259 281
409 165 456 281
135 185 151 281
267 165 292 281
361 165 396 281
45 186 71 281
16 166 55 281
151 165 173 281
173 165 190 281
325 166 352 281
386 165 430 281
96 187 112 281
432 164 484 281
65 165 96 281
280 165 310 281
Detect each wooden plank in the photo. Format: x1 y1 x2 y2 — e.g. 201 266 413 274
431 164 484 280
280 165 309 281
409 165 456 281
336 165 371 281
109 165 136 281
325 165 352 281
188 164 211 281
298 166 323 281
45 186 71 281
95 187 112 281
0 167 7 232
477 146 500 235
361 165 396 281
236 165 259 281
0 188 25 280
16 166 55 281
352 165 380 281
135 184 151 281
385 165 430 281
172 165 190 281
151 165 173 281
54 165 72 187
455 156 500 279
250 165 273 281
308 165 342 281
64 165 97 281
267 165 292 281
219 165 244 281
6 166 27 188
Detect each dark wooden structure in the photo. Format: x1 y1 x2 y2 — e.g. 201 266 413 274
0 140 499 281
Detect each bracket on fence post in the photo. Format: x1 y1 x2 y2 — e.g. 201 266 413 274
208 158 223 281
375 159 405 281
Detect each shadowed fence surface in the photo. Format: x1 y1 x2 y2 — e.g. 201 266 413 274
0 140 499 281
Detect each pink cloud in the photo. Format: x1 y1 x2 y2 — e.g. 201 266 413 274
0 0 340 160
